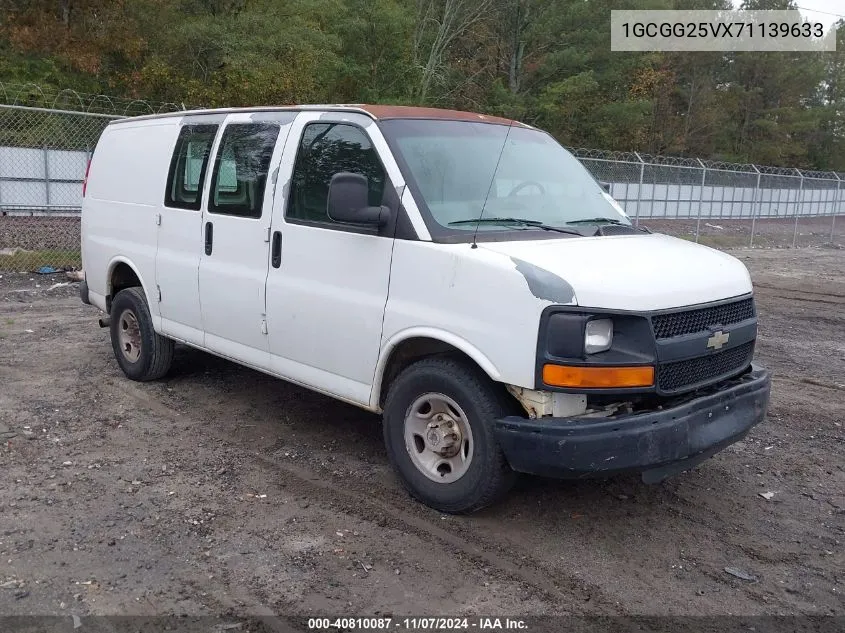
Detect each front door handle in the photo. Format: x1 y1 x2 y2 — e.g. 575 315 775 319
271 231 282 268
204 221 213 255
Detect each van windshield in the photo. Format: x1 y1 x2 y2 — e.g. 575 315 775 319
380 119 630 239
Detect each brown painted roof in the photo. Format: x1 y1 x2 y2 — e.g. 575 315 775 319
358 104 525 126
115 103 530 126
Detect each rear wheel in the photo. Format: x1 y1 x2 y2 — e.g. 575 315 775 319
109 287 173 381
383 356 516 513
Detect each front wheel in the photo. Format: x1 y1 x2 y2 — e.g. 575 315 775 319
383 356 517 513
109 287 174 381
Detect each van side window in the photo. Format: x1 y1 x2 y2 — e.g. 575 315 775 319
208 123 280 219
165 124 218 210
287 123 386 224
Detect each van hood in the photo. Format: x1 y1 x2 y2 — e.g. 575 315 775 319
480 233 753 311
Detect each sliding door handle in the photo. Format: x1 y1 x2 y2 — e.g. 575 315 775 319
271 231 282 268
204 221 213 255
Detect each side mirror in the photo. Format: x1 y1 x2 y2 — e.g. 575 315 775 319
327 172 390 227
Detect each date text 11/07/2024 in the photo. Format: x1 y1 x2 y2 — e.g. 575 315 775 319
307 617 529 631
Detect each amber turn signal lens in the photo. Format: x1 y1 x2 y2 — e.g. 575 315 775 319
542 364 654 388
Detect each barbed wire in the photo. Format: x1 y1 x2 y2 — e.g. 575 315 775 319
567 148 643 163
696 160 757 173
756 165 802 177
794 169 839 180
568 145 845 181
0 82 188 116
1 82 844 181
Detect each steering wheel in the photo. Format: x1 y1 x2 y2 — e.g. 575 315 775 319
508 180 545 197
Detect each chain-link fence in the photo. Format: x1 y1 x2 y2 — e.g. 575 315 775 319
2 103 844 272
572 150 844 249
0 104 119 272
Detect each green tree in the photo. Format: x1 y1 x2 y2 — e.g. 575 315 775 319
0 0 842 169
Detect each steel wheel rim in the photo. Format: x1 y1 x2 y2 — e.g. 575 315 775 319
117 309 142 363
404 393 474 484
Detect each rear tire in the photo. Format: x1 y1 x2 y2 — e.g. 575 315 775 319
383 356 517 513
109 287 174 381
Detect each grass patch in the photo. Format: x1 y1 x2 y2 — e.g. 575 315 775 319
0 249 81 272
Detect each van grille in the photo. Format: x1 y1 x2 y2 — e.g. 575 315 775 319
652 298 755 340
657 341 754 393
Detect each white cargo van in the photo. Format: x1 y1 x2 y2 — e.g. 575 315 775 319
80 105 771 513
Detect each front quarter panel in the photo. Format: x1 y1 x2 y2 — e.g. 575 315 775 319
379 241 564 398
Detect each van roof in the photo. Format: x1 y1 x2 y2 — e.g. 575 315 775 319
110 104 529 127
358 105 523 126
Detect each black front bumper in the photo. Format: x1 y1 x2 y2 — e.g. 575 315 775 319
494 365 771 482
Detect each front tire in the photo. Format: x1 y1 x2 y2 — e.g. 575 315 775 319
383 356 517 513
109 287 174 381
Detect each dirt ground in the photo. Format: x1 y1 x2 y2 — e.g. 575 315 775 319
642 215 845 249
0 246 843 630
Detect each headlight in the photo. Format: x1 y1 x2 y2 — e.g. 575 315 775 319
585 318 613 354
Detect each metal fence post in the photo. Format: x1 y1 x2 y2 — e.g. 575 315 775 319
674 163 683 220
42 145 51 211
832 174 841 244
792 169 803 248
634 152 645 227
749 165 761 248
694 159 706 243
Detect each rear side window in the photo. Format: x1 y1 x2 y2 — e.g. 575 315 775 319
208 123 280 219
165 124 218 210
287 123 386 224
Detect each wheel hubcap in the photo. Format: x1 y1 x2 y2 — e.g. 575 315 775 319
117 309 142 363
404 393 473 484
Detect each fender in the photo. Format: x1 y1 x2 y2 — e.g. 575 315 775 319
105 256 161 326
370 326 503 410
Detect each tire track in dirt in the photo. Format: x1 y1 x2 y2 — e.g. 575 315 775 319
171 571 304 633
1 343 560 619
753 283 845 306
753 282 845 298
6 297 616 615
103 375 620 616
775 376 845 392
759 294 845 307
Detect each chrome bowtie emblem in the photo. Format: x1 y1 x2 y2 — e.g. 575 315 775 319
707 330 730 350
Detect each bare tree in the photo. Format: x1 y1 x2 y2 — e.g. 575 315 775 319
500 0 530 94
60 0 72 27
413 0 492 102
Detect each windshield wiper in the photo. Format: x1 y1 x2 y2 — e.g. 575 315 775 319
565 217 627 226
449 217 583 236
566 217 650 234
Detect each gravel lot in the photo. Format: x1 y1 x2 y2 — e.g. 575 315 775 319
0 247 843 631
0 217 81 253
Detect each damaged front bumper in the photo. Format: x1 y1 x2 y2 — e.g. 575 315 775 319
493 365 771 483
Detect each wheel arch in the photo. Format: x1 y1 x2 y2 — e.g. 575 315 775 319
371 328 503 411
105 257 151 312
